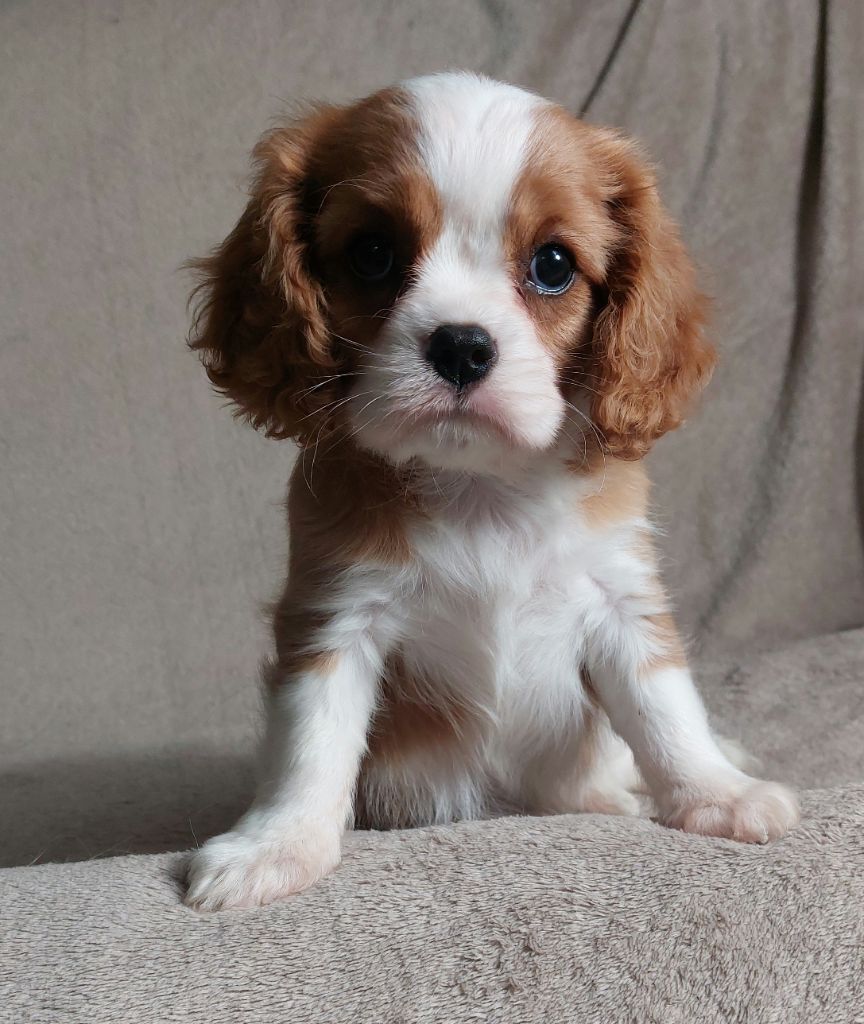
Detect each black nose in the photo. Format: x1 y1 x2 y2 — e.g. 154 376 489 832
426 324 497 388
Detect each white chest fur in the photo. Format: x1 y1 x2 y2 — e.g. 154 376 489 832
369 464 646 803
402 470 590 697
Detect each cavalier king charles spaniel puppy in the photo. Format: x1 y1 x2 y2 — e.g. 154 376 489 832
184 72 798 910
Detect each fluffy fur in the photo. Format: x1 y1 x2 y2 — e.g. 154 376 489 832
184 73 798 911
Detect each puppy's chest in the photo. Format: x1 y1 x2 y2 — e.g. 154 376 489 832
398 481 597 694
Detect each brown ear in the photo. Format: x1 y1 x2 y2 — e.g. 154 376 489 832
586 130 716 459
188 105 344 441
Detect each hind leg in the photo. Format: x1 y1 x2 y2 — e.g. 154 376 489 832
518 707 644 819
566 715 645 816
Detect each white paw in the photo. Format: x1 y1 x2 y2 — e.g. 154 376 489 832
572 785 642 817
184 825 341 911
660 777 800 844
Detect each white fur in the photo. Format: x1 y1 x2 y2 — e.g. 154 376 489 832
404 73 543 228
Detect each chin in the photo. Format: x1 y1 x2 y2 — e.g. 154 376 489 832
180 73 797 916
348 361 567 475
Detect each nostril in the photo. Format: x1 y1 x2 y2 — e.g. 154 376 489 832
426 324 497 388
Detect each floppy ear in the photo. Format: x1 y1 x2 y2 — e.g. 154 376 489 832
586 130 716 459
188 105 345 441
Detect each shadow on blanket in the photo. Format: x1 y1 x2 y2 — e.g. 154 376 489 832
1 746 254 868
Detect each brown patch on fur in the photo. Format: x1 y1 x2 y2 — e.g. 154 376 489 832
291 649 340 676
315 166 442 357
580 122 716 458
355 653 476 829
508 105 715 458
263 443 424 690
288 443 421 570
505 159 601 368
641 612 687 672
187 87 441 445
579 456 650 529
365 655 470 764
263 647 341 694
629 527 656 561
504 121 610 366
262 601 335 692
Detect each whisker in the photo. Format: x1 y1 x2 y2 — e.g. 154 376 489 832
351 392 385 423
329 330 375 355
338 305 398 325
318 173 376 205
296 390 373 425
295 372 357 400
562 398 607 444
561 398 608 487
305 405 342 494
316 393 387 462
558 376 603 398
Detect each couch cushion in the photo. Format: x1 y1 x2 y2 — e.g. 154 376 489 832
2 785 862 1023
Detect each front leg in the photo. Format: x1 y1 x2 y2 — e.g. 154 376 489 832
586 608 799 843
185 637 382 911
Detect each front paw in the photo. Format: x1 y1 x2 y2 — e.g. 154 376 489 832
659 777 800 844
184 824 341 911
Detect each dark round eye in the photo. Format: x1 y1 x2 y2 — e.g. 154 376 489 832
348 233 394 282
527 243 576 295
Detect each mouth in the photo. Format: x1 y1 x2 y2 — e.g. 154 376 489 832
390 387 522 446
348 360 568 466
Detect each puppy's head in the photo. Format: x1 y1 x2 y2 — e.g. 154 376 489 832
190 73 714 472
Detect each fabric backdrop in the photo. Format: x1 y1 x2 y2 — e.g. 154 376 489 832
0 0 862 868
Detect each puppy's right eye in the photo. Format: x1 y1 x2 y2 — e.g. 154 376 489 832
348 234 394 282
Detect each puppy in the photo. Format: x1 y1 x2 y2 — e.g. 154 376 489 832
184 72 799 911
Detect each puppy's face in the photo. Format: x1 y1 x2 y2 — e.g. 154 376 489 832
190 74 714 472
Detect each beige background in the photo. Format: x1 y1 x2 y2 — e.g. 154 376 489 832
1 0 862 867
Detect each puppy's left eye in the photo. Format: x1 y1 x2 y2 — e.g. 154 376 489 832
527 243 576 295
348 233 394 282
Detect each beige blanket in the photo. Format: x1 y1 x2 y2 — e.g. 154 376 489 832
3 785 863 1023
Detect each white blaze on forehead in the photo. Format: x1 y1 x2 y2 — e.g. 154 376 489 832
403 72 545 240
349 73 567 470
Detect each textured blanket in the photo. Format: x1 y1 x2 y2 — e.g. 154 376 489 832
3 787 863 1024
